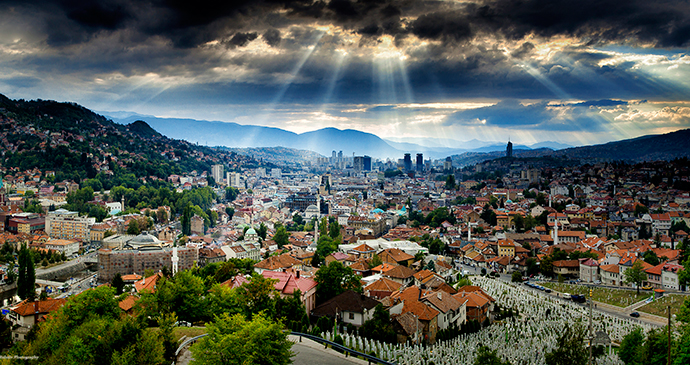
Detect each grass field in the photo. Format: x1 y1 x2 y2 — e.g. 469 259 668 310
539 282 650 307
637 294 688 318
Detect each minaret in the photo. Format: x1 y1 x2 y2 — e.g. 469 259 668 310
172 240 179 276
314 220 319 245
553 220 559 246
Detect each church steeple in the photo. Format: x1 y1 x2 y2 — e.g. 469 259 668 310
506 139 513 158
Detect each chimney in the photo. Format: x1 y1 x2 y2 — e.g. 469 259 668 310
437 292 442 300
296 270 300 279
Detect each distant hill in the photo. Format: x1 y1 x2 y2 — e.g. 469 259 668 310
0 94 257 184
106 114 403 159
448 129 690 167
127 120 162 139
552 129 690 162
218 146 324 166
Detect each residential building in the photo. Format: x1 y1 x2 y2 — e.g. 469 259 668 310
8 298 66 341
45 209 93 241
262 271 318 313
661 263 683 290
579 258 599 282
553 260 580 278
311 290 379 327
45 239 80 257
599 264 620 286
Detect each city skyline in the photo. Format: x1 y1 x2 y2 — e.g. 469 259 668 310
0 1 689 146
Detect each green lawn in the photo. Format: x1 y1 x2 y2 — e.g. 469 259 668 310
539 282 650 307
637 294 688 318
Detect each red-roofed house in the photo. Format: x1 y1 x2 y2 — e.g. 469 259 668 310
262 271 318 313
9 298 67 341
600 264 620 286
579 258 599 283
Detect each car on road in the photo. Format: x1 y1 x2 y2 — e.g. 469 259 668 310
176 321 192 327
641 285 652 290
563 293 571 300
571 294 587 303
630 312 640 318
545 289 552 293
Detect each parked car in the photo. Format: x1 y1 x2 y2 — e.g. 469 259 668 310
630 312 640 318
545 289 552 293
176 321 192 327
563 293 571 300
641 285 652 290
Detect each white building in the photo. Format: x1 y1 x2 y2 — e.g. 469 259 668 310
271 168 282 178
45 239 80 257
227 172 242 188
661 264 683 290
212 164 224 184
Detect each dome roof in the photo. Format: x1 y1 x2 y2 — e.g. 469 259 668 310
129 233 161 246
372 208 384 213
246 227 257 235
305 204 319 211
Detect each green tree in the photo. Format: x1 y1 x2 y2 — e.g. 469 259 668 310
156 207 168 224
624 261 648 295
474 345 511 365
328 220 341 239
111 273 125 295
314 261 362 303
272 225 290 249
257 223 268 240
642 250 660 266
236 274 278 319
190 312 292 365
25 286 164 365
619 327 644 365
126 219 140 235
17 245 36 301
368 254 383 269
544 325 587 365
181 204 192 236
360 304 397 344
445 175 456 190
511 271 523 283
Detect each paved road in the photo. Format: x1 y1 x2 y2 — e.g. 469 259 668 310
175 335 368 365
291 342 368 365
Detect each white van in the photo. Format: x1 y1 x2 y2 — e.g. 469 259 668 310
563 293 571 300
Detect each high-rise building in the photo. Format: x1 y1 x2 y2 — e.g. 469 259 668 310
443 157 452 171
507 140 513 158
416 153 423 172
363 155 372 171
403 154 412 172
211 164 224 184
46 209 93 241
227 172 242 188
271 168 282 178
354 156 364 172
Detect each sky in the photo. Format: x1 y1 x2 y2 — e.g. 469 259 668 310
0 0 689 147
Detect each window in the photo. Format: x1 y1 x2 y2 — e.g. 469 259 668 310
349 312 354 320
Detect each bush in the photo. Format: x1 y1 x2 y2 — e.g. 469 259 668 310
334 334 344 346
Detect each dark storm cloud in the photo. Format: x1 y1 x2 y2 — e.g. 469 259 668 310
263 29 282 47
6 0 689 50
443 99 611 131
0 76 42 88
226 32 259 48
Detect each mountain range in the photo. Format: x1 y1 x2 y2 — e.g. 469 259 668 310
105 112 570 159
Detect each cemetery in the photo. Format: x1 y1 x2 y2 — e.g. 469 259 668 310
320 277 658 364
